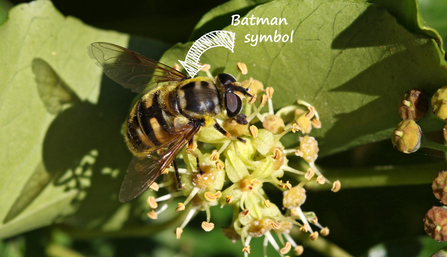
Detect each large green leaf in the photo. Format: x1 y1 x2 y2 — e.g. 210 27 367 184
371 0 444 52
0 0 172 239
160 0 447 156
419 0 447 52
189 0 271 40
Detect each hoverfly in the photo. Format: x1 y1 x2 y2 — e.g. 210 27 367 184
90 42 251 203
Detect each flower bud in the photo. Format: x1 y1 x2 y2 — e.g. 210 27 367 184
424 206 447 241
283 186 307 209
247 218 273 237
299 135 319 163
263 114 285 134
432 86 447 120
391 120 421 154
433 171 447 205
398 89 428 122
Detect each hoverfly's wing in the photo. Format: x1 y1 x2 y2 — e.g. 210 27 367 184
119 124 200 203
90 42 189 93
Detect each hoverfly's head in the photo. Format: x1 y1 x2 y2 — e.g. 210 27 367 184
216 73 252 118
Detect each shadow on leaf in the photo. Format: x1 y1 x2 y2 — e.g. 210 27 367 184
5 38 171 231
318 5 447 156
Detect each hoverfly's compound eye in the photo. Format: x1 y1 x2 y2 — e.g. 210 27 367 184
217 73 237 86
225 92 242 118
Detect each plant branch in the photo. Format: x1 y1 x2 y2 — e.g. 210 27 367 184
304 161 446 190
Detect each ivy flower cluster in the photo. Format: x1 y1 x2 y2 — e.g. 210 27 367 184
146 63 341 256
392 86 447 154
392 87 447 244
425 171 447 242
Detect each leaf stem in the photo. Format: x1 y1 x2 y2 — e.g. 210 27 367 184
304 161 445 190
421 135 447 152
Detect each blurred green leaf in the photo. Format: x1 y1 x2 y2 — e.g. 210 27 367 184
0 236 25 257
0 0 171 239
161 0 447 156
0 0 12 25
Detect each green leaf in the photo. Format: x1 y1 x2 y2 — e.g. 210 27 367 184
370 0 444 56
0 0 12 25
419 0 447 52
189 0 272 40
160 0 447 156
0 0 170 239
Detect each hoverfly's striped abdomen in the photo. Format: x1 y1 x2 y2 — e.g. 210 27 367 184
126 90 175 156
177 80 222 119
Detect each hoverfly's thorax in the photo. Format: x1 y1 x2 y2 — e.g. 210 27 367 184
177 78 223 119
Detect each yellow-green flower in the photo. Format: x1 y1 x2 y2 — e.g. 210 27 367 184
145 62 340 256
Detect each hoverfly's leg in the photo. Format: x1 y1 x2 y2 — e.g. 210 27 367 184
236 137 246 143
234 114 248 143
196 156 203 175
213 122 246 143
187 138 203 174
173 159 184 189
213 123 231 138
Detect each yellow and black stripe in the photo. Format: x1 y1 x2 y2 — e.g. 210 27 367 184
126 89 175 155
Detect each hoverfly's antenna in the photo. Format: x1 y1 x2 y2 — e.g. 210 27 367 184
227 83 253 98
